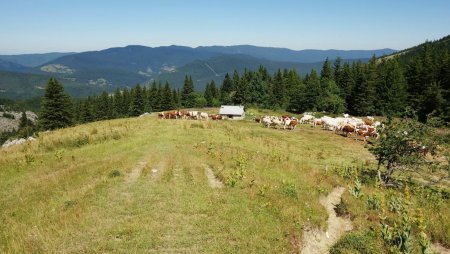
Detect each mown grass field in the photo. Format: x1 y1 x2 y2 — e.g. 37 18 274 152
0 110 448 253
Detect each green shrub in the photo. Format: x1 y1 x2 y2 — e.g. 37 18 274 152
109 169 122 178
367 195 382 211
64 200 77 209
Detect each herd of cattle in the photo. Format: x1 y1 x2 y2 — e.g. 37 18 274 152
256 113 381 140
158 111 222 120
157 110 381 140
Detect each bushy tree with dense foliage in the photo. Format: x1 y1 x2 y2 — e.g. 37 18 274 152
369 115 437 185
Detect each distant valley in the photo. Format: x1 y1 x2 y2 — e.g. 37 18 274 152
0 45 396 99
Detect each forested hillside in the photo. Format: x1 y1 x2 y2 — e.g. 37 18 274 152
71 35 449 124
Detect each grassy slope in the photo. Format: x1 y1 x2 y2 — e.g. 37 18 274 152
0 111 448 253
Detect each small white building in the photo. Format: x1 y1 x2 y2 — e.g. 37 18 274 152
219 105 245 120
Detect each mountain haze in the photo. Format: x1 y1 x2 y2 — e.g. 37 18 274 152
0 52 75 67
197 45 396 63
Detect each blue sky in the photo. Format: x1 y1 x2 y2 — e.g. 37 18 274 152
1 0 449 54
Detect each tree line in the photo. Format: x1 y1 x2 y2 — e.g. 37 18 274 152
31 41 450 130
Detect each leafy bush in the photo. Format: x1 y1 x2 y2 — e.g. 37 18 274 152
349 178 363 198
369 116 437 184
64 200 77 209
367 195 381 211
109 169 122 178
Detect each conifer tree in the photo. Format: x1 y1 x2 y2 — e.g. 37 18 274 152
154 83 164 111
97 91 111 120
172 89 180 109
161 82 175 110
19 111 28 129
204 82 213 107
220 73 234 104
339 62 355 106
80 98 94 123
113 88 123 117
270 69 287 108
376 59 408 115
233 70 250 105
349 60 376 115
181 75 195 107
121 88 131 116
148 81 158 112
39 78 73 130
320 58 334 81
129 84 145 116
303 70 321 111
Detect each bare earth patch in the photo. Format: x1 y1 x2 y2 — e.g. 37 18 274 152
125 158 148 183
205 166 224 188
301 186 353 254
431 243 450 254
149 162 164 182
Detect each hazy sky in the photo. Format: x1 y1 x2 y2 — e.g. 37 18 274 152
1 0 449 54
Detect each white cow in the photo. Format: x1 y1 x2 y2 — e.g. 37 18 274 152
270 117 283 129
198 112 208 120
188 111 198 120
300 114 315 124
283 118 292 130
262 116 272 128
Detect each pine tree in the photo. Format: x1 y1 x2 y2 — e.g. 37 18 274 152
129 84 145 116
113 88 123 117
121 88 131 116
320 58 334 81
233 70 250 105
181 75 195 107
349 60 376 115
97 91 111 120
204 82 213 107
161 82 175 110
19 111 28 129
287 74 306 113
154 83 164 111
270 69 287 108
172 89 180 109
39 77 73 130
376 59 408 116
220 73 234 104
80 98 94 123
334 57 343 87
303 70 321 111
339 62 355 106
148 81 158 112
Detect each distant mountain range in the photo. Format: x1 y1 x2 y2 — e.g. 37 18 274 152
0 52 75 67
197 45 395 63
0 45 396 99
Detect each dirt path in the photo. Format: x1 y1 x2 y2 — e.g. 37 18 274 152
205 166 224 188
301 186 353 254
431 243 450 254
125 158 148 183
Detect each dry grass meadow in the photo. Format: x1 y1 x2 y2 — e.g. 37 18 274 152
0 109 448 253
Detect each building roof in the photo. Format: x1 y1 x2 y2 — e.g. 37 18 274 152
219 105 245 115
